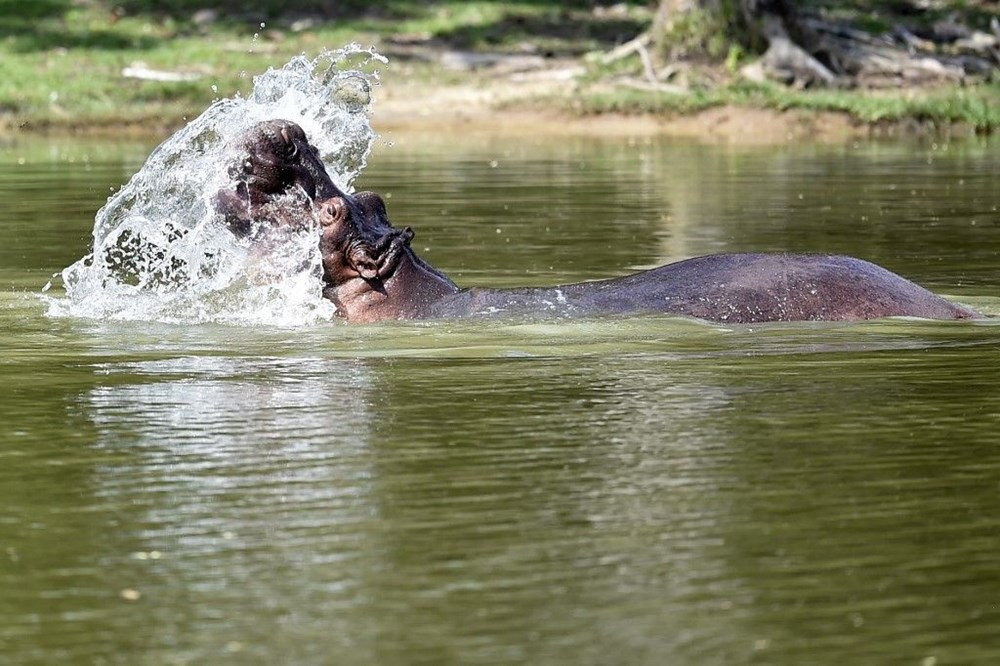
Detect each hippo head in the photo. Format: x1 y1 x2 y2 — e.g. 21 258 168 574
317 188 457 321
231 121 416 282
317 189 415 285
218 119 456 320
222 119 415 282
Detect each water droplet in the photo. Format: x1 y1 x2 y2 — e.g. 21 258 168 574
329 74 370 113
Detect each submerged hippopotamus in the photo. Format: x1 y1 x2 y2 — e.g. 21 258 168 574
216 119 981 324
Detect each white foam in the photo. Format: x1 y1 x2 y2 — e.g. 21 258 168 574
47 45 385 327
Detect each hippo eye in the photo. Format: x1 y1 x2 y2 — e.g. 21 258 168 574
355 191 387 216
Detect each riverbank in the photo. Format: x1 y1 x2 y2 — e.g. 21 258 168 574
371 75 996 143
8 78 998 144
11 61 998 144
3 1 999 141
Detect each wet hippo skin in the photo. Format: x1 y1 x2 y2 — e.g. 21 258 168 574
217 120 981 324
424 253 979 323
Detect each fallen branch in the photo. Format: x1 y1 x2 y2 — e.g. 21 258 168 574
600 33 653 66
805 17 994 87
759 11 838 87
122 63 203 82
635 40 659 85
616 77 688 95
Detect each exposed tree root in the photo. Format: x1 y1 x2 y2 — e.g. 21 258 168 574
652 0 998 89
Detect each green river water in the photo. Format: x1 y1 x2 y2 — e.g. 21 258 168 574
1 131 999 664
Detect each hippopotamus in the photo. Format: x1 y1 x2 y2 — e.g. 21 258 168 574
216 119 981 324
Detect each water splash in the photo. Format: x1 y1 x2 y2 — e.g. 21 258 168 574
47 45 386 326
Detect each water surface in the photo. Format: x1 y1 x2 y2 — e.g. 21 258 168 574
1 131 999 665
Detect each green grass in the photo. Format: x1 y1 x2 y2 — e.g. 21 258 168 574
2 0 998 134
0 0 649 129
0 3 367 127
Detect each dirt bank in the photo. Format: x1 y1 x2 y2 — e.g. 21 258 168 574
370 76 965 144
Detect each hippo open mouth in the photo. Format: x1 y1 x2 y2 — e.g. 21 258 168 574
214 119 347 238
229 119 340 202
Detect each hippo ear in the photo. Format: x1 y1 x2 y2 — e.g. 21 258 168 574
318 198 347 227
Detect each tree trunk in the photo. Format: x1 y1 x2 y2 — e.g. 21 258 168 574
654 0 837 86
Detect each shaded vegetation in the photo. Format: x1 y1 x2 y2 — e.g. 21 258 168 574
802 0 999 32
656 0 1000 61
424 10 645 55
0 0 156 52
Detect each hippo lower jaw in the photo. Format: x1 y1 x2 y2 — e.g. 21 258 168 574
323 245 460 322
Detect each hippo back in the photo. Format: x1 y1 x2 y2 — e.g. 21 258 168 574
428 254 979 323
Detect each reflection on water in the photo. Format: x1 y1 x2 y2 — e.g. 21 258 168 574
86 355 380 662
1 132 999 664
